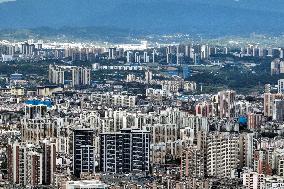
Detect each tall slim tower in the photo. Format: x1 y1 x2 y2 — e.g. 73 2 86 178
72 67 80 87
152 49 156 63
127 51 132 63
72 128 95 177
176 45 180 65
145 70 153 84
80 68 91 86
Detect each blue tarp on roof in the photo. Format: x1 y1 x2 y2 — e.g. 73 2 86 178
239 116 248 126
25 100 52 107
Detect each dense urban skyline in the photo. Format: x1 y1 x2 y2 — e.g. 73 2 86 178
1 1 284 189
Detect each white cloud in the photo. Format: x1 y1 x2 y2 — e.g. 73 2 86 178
0 0 16 3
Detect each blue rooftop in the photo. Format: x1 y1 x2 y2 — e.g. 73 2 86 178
25 100 52 107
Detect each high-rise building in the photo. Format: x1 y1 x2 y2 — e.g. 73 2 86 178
265 84 271 93
190 47 195 59
143 51 149 63
20 42 35 56
195 101 214 117
252 47 259 57
180 145 205 178
280 49 284 59
7 140 56 186
239 133 256 168
100 128 150 174
29 44 35 55
134 52 141 63
181 131 240 179
247 113 263 130
185 45 190 57
273 149 284 177
80 67 91 86
108 48 116 59
224 47 228 54
41 139 57 185
271 59 284 75
193 53 200 65
213 90 236 118
48 65 65 85
24 104 47 119
243 171 264 189
264 93 284 117
126 51 132 63
201 45 209 59
72 67 80 86
273 99 284 121
206 132 240 178
145 70 153 84
49 65 91 86
72 128 95 177
37 43 43 50
253 149 273 175
152 49 156 63
166 53 171 64
176 45 180 65
21 42 28 55
278 79 284 94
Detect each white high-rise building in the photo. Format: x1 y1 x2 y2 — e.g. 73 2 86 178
108 48 116 59
152 49 156 63
206 132 240 178
134 52 140 63
143 52 149 63
126 51 132 63
145 70 153 84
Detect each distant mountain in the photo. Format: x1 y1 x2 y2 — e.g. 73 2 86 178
0 27 138 42
0 0 283 37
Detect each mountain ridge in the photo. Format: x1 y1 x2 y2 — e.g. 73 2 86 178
0 0 283 36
